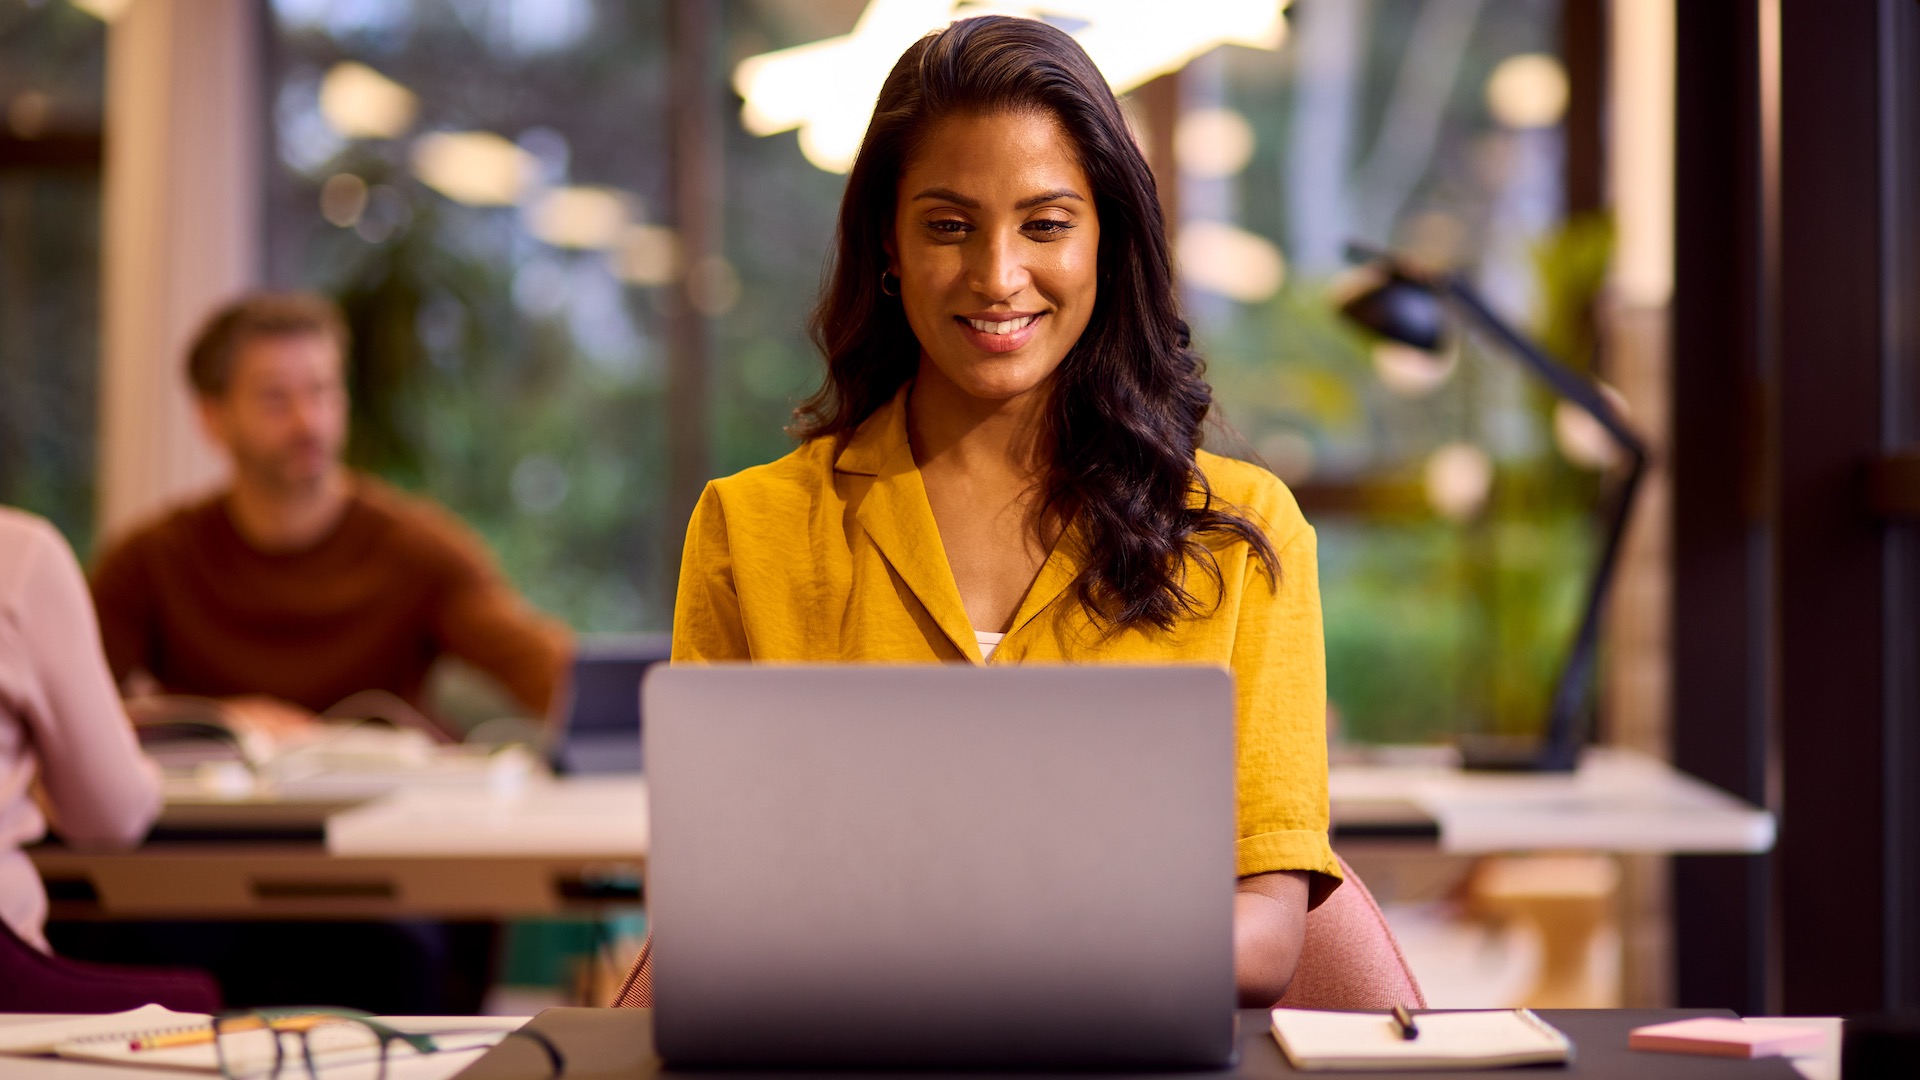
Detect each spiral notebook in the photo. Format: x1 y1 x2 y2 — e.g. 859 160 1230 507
1269 1008 1574 1071
0 1004 212 1058
0 1006 516 1073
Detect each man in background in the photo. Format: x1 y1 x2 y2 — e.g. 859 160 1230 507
67 292 570 1013
90 291 570 735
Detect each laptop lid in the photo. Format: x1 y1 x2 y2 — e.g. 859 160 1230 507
548 634 670 775
643 664 1239 1069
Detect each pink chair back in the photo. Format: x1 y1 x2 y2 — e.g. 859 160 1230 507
0 918 222 1014
617 855 1423 1011
1274 854 1426 1011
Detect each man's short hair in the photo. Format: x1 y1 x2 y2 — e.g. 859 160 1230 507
186 291 350 398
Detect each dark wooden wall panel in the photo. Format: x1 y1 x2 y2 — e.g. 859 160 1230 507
1774 0 1892 1016
1670 0 1771 1016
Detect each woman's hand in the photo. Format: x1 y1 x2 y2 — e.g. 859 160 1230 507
1234 869 1311 1006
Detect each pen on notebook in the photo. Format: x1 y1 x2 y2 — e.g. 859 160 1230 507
1391 1003 1419 1041
128 1028 216 1051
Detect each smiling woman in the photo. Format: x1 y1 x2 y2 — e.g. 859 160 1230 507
618 14 1342 1008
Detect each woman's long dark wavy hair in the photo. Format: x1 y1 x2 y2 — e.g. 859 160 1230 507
793 15 1278 631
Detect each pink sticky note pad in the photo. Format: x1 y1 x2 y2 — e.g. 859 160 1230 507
1629 1018 1827 1059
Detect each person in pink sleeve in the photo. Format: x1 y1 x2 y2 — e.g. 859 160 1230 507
0 506 161 953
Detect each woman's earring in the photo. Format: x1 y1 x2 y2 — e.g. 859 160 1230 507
880 271 901 297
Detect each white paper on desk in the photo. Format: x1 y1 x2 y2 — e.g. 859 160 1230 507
1270 1008 1573 1071
53 1022 517 1073
0 1004 210 1056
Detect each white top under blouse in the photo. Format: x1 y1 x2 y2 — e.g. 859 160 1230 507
975 631 1005 661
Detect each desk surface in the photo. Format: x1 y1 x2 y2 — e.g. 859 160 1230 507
313 746 1768 859
1329 747 1775 854
450 1007 1809 1080
0 1009 1835 1080
28 748 1772 920
135 746 1778 859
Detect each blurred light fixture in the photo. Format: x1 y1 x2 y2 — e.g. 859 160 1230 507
686 255 743 316
1177 220 1285 303
1255 430 1316 484
1372 340 1456 398
1423 442 1492 522
319 173 369 227
1337 241 1650 773
528 186 630 250
65 0 129 21
1485 52 1569 130
613 224 683 286
1174 107 1256 178
1553 383 1631 469
410 131 535 206
736 0 1289 174
319 62 418 140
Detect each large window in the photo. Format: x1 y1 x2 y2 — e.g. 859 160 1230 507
0 0 105 551
1181 0 1589 743
267 0 1588 746
268 1 854 634
269 0 679 631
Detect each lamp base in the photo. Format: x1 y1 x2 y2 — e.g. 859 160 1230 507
1456 733 1582 773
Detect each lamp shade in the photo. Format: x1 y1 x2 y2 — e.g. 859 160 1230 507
1339 272 1451 353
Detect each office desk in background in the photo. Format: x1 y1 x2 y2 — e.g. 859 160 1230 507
29 747 1771 921
1329 747 1776 854
31 777 647 920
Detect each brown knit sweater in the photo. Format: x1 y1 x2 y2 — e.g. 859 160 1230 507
90 475 572 720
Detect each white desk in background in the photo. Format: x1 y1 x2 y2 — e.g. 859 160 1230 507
1329 746 1776 854
318 744 1775 859
29 776 646 920
29 746 1771 921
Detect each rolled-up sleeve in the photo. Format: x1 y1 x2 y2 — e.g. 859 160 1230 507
1230 514 1343 907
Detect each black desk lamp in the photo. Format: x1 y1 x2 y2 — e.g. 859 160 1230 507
1336 242 1650 772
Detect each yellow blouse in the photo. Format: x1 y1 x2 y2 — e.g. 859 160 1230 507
670 386 1342 898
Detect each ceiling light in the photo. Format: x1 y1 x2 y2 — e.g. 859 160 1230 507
65 0 129 21
1425 443 1493 521
1486 53 1569 130
528 186 631 250
1554 383 1631 470
1175 107 1257 179
319 62 418 140
1177 221 1286 303
319 173 369 227
411 131 536 206
736 0 1289 174
612 225 683 286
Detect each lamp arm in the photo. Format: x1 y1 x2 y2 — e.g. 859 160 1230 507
1535 446 1649 767
1441 277 1652 462
1438 271 1652 769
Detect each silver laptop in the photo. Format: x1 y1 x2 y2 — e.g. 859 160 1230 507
643 664 1239 1069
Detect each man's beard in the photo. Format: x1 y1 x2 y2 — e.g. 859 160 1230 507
238 441 336 496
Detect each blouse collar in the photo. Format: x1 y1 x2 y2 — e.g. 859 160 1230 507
831 383 1087 659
